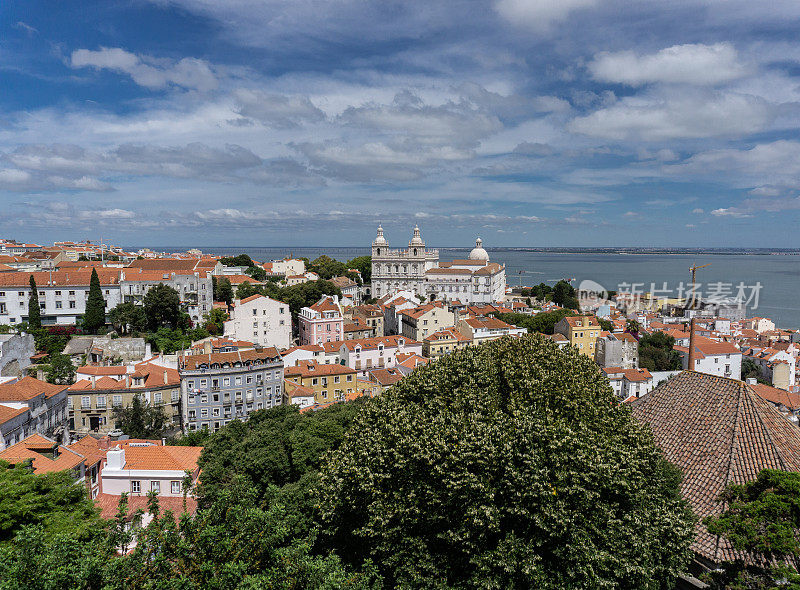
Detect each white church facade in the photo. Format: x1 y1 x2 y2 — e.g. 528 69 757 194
371 226 506 304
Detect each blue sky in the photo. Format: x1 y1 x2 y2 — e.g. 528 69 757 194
2 0 800 247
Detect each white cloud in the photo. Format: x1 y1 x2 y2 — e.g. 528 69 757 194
710 207 752 218
495 0 599 31
588 43 747 86
233 89 325 128
568 92 772 140
70 47 218 91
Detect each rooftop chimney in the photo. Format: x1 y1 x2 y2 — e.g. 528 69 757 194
163 370 168 385
687 318 697 371
105 447 125 470
746 377 757 385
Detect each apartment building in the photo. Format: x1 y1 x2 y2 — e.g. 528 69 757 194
0 269 122 325
595 332 639 368
180 348 284 432
284 361 358 404
422 327 471 359
456 316 526 345
398 303 456 342
676 335 742 379
298 295 343 345
0 377 69 448
223 294 291 349
554 316 602 357
67 363 182 437
336 335 423 378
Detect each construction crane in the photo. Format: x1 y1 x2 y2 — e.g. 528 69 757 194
688 263 710 309
687 262 710 371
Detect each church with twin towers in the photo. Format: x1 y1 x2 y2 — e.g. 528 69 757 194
370 225 506 304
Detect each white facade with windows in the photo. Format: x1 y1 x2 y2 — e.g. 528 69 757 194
223 294 291 350
371 227 506 304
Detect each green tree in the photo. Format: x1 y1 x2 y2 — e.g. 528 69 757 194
108 302 147 335
638 332 681 371
143 283 181 330
45 352 75 385
216 277 233 304
112 393 168 439
704 470 800 588
198 401 367 507
552 279 580 310
27 275 41 330
202 307 229 335
245 265 267 281
235 280 256 300
83 268 107 333
346 255 372 283
309 255 347 280
0 461 101 544
497 308 577 335
598 318 613 331
219 254 254 268
319 335 695 588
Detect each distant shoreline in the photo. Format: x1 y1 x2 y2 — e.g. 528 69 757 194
129 246 800 256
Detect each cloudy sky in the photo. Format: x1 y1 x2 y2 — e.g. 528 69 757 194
2 0 800 247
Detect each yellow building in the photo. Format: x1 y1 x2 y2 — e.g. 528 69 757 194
284 361 357 404
67 364 181 436
398 303 456 342
422 327 472 358
554 315 601 357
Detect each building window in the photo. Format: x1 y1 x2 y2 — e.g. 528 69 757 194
171 481 181 494
113 395 122 407
151 481 160 493
131 481 141 494
154 392 162 404
81 396 91 409
97 395 106 408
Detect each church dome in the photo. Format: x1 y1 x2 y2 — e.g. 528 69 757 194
409 225 425 247
373 224 387 246
469 237 489 261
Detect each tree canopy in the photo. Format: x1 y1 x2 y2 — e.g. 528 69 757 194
108 302 147 335
638 331 682 371
346 255 371 283
319 335 695 588
704 469 800 588
27 275 41 330
0 461 101 545
45 352 75 385
82 268 106 333
496 308 577 335
112 393 169 439
142 283 181 330
552 279 580 310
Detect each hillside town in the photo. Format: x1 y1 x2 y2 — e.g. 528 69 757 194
1 229 799 588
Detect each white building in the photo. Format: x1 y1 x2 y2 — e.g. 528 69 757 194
603 367 654 401
677 335 742 380
371 226 506 305
101 444 201 497
336 335 423 378
268 258 305 276
223 294 291 350
0 269 122 325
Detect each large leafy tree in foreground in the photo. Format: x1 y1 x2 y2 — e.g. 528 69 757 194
319 335 695 589
704 469 800 589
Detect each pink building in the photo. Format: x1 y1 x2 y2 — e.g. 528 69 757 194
298 295 344 345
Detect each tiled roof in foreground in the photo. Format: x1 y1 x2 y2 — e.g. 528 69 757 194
631 371 800 564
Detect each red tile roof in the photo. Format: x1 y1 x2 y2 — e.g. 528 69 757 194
0 376 66 401
180 348 281 370
631 371 800 563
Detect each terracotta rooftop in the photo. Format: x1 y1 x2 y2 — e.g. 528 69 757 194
112 445 202 472
367 367 404 387
285 361 356 378
340 334 419 352
751 383 800 412
631 371 800 563
0 434 86 474
180 347 281 370
0 376 67 401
